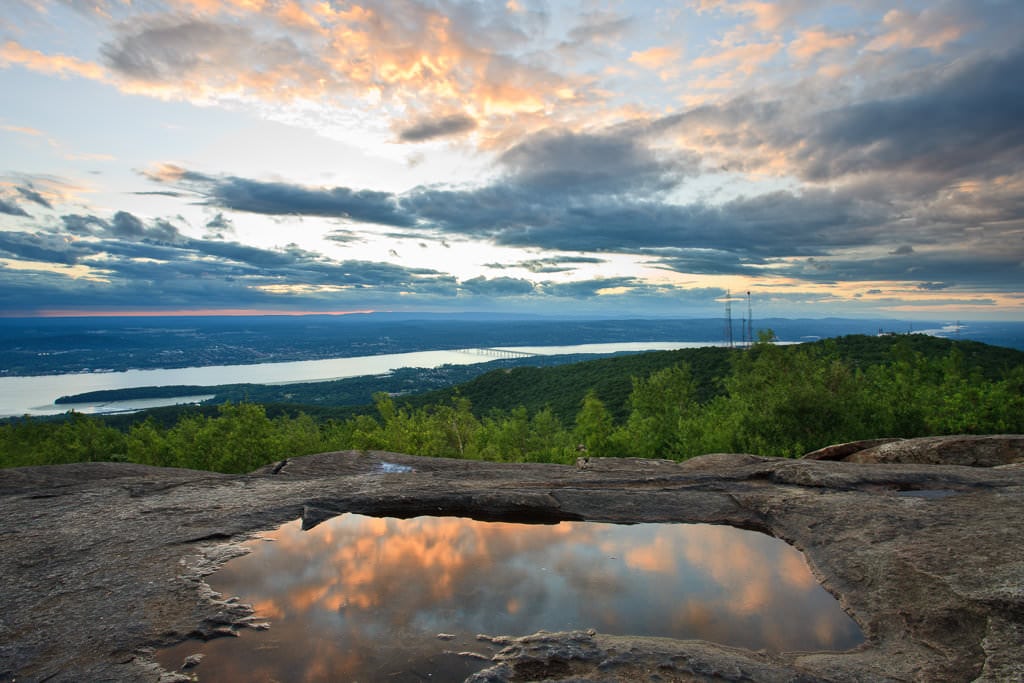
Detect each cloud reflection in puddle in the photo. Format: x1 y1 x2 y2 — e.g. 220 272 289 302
158 514 862 681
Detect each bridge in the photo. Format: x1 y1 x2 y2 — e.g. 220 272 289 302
456 347 539 359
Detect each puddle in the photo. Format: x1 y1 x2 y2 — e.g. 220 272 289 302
377 462 415 474
158 514 863 681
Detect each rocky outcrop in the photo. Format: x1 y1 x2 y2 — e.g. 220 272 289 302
1 435 1022 682
846 434 1024 467
801 434 1024 467
800 438 902 461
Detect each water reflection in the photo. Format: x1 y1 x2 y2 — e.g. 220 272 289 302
158 514 862 682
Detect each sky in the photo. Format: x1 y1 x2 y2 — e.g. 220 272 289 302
1 0 1022 320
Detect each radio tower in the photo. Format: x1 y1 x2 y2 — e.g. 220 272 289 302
746 291 753 347
724 290 734 348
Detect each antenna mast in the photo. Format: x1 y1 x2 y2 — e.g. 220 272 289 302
746 291 753 347
724 290 734 348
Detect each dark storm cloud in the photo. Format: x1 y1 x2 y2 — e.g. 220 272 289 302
0 198 31 217
15 186 52 209
398 114 477 142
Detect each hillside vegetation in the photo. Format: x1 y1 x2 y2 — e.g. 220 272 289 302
2 334 1022 473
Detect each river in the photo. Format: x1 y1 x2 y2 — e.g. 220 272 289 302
0 342 723 418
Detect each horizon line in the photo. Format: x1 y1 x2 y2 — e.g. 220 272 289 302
4 309 380 319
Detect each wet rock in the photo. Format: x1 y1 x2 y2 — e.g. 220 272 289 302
0 440 1021 682
181 653 203 669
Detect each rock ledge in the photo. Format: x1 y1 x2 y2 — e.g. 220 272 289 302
1 434 1021 682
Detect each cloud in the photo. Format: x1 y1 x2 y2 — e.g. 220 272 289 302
397 114 477 142
109 210 145 238
205 212 234 232
409 181 886 257
0 40 106 80
772 249 1024 292
629 46 682 69
486 256 605 273
539 277 641 299
77 1 589 144
60 211 182 242
459 276 536 297
865 8 964 53
562 12 632 48
788 28 857 61
15 186 53 209
132 190 186 198
100 17 308 86
6 0 1021 315
495 128 695 195
325 229 359 243
690 0 818 34
0 198 30 217
61 214 108 235
147 167 413 226
690 40 782 76
651 43 1024 216
797 48 1024 183
0 230 84 264
652 249 768 277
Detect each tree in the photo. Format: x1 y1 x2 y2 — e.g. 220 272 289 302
574 390 615 457
616 363 698 459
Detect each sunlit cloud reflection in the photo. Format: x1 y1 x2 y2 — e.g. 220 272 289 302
158 513 862 681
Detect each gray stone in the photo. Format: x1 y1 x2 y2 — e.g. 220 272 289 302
845 434 1024 467
0 436 1021 682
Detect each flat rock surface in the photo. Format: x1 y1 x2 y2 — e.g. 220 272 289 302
1 435 1022 682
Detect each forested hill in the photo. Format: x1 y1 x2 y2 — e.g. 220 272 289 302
2 333 1022 472
401 334 1024 425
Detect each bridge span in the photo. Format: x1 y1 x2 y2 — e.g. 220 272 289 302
456 347 539 359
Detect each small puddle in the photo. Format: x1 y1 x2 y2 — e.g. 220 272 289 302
158 514 862 681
